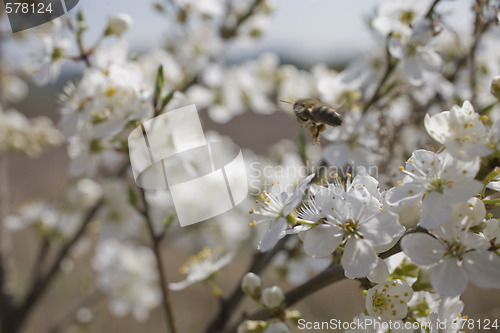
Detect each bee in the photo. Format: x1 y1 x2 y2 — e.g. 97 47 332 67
281 98 343 144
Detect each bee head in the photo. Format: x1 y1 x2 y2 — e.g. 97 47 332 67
293 99 313 124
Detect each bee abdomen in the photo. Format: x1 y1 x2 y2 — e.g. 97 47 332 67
313 106 343 126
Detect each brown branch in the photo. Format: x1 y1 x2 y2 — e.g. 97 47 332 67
362 40 398 113
204 237 290 333
139 188 178 333
219 0 263 39
223 238 408 333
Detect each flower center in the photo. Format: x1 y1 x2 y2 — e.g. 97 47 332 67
428 177 452 194
341 218 362 238
445 241 465 260
400 10 415 25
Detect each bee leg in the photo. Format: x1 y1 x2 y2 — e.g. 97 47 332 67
309 126 320 145
317 124 327 132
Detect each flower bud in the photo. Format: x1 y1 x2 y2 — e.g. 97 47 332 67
107 13 132 36
491 76 500 100
237 320 265 333
261 286 284 309
264 321 290 333
242 272 262 297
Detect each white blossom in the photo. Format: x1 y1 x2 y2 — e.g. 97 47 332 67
251 174 315 252
93 239 161 321
385 150 482 229
301 174 404 278
366 279 414 321
107 13 133 36
401 218 500 296
169 247 233 290
425 101 493 160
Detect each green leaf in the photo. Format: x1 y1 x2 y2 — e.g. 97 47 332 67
127 186 138 207
164 215 175 229
383 80 398 95
482 167 500 186
298 130 306 162
160 89 176 114
153 65 164 109
480 102 497 115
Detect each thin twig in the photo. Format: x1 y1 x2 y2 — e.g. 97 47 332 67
362 0 443 114
140 188 178 333
362 49 398 114
425 0 441 19
224 237 409 333
219 0 263 39
19 198 104 317
204 237 290 333
469 2 494 108
30 238 51 286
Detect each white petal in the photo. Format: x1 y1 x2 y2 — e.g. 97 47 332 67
258 218 287 252
342 238 377 278
401 233 444 265
303 224 342 258
430 259 468 296
419 192 452 228
384 184 425 206
367 257 390 283
443 180 482 203
437 296 464 322
362 211 404 247
464 251 500 289
424 112 450 143
169 279 195 291
403 56 424 86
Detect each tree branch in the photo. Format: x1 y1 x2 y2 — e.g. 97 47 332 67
223 240 406 333
204 237 289 333
140 188 178 333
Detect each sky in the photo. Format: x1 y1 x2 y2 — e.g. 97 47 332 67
2 0 474 66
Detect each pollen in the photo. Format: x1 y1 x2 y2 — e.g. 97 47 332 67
249 208 255 214
347 173 352 178
480 115 489 121
408 189 413 194
399 166 404 171
397 180 402 185
409 159 414 163
464 135 471 141
249 220 257 226
488 213 493 218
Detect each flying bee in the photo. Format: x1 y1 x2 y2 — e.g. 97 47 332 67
281 98 343 144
